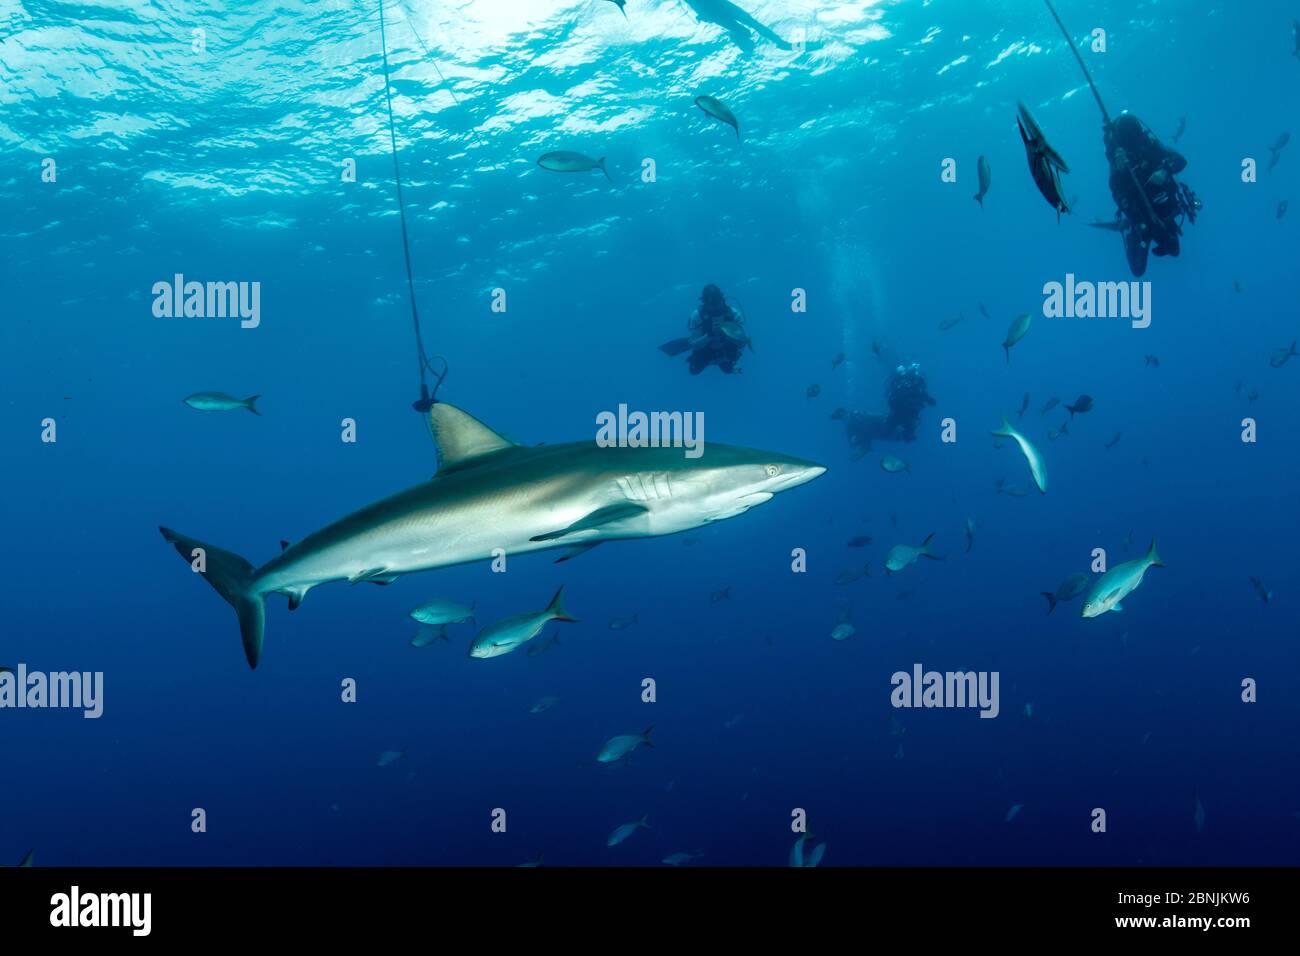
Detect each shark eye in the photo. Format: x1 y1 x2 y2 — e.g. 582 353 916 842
765 464 781 477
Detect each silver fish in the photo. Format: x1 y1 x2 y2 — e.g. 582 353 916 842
973 154 991 207
607 815 650 847
184 391 260 415
695 94 740 141
468 587 577 660
597 726 654 764
537 150 611 181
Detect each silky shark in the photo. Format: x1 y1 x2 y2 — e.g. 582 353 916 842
161 403 825 668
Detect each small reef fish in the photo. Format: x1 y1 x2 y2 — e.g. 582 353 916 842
597 726 654 764
973 154 991 207
537 150 611 181
885 534 940 573
468 587 577 659
184 392 260 415
694 94 740 140
1080 538 1165 618
607 815 651 847
991 418 1047 493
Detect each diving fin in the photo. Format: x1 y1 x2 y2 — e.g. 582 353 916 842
658 337 694 357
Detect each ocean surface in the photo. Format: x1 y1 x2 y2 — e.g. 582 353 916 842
2 0 1297 867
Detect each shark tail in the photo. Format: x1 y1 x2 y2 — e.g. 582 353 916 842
159 526 265 669
991 418 1013 439
243 395 262 416
1003 343 1011 363
638 814 652 829
1146 537 1166 568
597 157 611 183
546 585 579 623
974 193 983 208
1041 591 1058 615
641 725 655 746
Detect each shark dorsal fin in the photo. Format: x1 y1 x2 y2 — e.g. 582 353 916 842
429 403 516 472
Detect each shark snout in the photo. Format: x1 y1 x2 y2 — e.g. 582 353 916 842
774 461 826 491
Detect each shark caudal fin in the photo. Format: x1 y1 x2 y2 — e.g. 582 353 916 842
159 526 266 669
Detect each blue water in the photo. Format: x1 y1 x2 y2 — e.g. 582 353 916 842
2 0 1297 867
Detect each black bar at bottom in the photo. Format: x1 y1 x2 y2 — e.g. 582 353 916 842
0 866 1283 940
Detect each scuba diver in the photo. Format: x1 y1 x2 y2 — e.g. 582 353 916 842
835 359 936 456
1040 1 1201 277
659 284 752 375
1101 111 1202 277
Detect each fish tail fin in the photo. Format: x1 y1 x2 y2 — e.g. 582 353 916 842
1146 537 1165 568
243 394 262 415
638 814 651 829
921 533 943 561
1003 343 1010 363
991 418 1013 438
159 526 265 668
974 193 983 207
1067 404 1076 418
642 725 655 745
597 157 611 182
1041 591 1058 614
546 585 579 622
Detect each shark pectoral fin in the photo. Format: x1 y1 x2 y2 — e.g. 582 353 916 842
531 503 649 542
348 567 397 585
555 542 602 563
428 403 517 473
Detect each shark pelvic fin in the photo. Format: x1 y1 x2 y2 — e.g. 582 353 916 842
428 403 517 473
555 542 602 563
531 503 649 542
284 586 311 610
348 567 398 585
